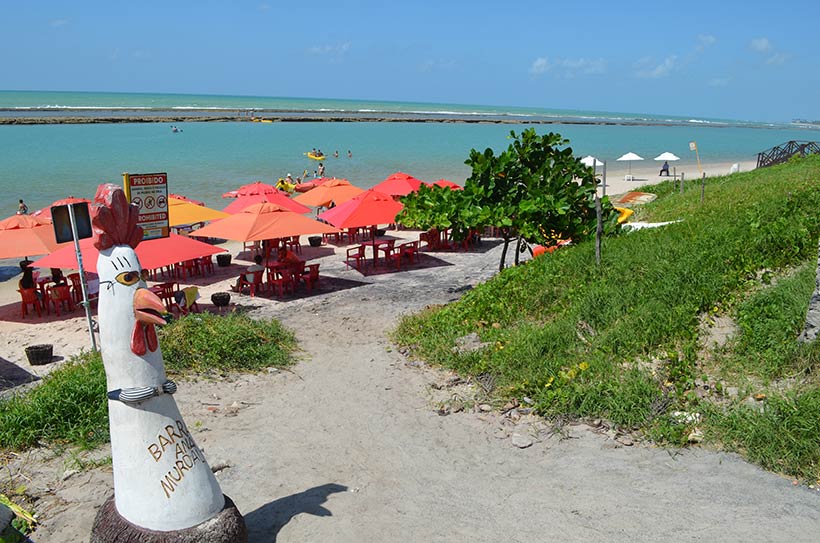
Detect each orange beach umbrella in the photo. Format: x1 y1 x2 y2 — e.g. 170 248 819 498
0 214 64 259
168 197 229 226
293 179 364 208
317 190 404 229
191 203 338 242
222 193 312 215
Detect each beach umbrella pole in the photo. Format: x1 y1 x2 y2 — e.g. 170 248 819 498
68 203 97 351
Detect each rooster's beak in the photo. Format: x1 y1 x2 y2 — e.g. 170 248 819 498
134 288 167 326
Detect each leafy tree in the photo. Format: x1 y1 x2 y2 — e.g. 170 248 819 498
398 129 615 270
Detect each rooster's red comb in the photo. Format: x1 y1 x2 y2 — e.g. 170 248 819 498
92 184 143 250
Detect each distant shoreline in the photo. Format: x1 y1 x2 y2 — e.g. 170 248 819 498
0 113 781 128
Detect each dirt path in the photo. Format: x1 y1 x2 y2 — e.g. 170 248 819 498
6 237 820 542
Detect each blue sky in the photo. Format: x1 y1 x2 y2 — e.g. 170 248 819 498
2 0 817 122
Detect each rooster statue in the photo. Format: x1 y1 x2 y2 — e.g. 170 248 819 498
90 185 246 542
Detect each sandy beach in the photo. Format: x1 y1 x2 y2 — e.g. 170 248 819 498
1 224 819 542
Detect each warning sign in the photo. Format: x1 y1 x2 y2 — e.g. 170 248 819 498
123 172 170 240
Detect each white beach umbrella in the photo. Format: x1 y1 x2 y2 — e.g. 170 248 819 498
580 155 604 167
617 152 644 175
654 152 681 161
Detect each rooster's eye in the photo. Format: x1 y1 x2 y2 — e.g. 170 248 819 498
116 271 142 286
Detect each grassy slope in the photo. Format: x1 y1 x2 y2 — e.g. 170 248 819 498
394 155 820 481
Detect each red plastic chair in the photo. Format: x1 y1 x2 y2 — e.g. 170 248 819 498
345 245 366 270
47 285 74 316
67 272 82 303
237 270 265 297
300 263 320 293
153 282 181 313
377 239 396 264
198 256 214 275
400 241 419 264
267 268 294 298
19 288 42 318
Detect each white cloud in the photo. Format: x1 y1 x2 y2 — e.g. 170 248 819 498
749 37 771 52
530 57 549 75
529 56 605 77
49 19 69 27
635 55 677 78
766 52 788 65
307 42 351 56
696 34 716 51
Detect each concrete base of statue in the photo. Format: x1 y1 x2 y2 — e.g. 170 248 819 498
90 493 247 543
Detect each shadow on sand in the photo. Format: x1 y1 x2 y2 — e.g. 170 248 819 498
0 356 40 393
244 483 348 542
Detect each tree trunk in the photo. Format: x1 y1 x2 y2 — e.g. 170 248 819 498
798 237 820 343
514 236 523 266
499 232 511 271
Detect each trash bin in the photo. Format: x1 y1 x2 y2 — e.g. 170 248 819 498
25 344 53 365
308 236 322 247
211 292 231 307
216 254 232 267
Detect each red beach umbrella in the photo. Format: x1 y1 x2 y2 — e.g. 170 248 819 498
317 190 403 229
222 181 279 198
191 203 338 242
31 233 226 273
223 193 311 215
372 172 426 197
32 197 92 220
432 179 463 190
168 193 205 206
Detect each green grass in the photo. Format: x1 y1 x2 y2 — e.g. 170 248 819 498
0 312 297 452
159 311 297 375
393 155 820 480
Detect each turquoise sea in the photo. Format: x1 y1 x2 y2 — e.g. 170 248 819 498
1 90 818 215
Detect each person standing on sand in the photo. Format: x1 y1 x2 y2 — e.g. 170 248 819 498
17 199 28 215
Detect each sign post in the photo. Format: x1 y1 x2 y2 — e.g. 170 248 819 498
123 172 170 240
689 141 702 176
52 202 96 351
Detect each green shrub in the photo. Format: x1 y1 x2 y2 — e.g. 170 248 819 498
159 311 297 374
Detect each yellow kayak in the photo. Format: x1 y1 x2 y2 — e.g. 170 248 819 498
276 179 296 193
306 152 326 161
615 206 634 224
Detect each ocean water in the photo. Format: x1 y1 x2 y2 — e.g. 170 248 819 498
1 91 818 215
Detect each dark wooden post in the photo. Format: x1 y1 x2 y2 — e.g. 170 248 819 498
700 172 706 203
680 172 685 194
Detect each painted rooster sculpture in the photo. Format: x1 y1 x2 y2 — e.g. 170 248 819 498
90 185 246 542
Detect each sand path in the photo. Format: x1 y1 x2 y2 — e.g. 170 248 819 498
3 229 819 542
